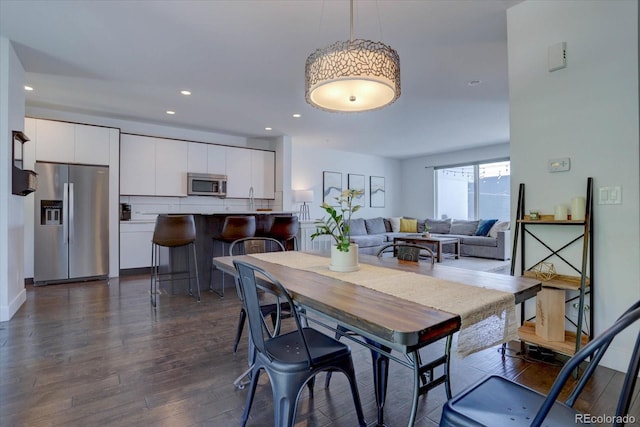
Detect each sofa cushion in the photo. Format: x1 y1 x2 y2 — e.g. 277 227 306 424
350 234 385 248
402 217 426 233
346 218 367 236
365 217 387 235
400 218 418 232
476 219 498 236
488 220 510 238
450 219 480 236
426 218 452 234
459 235 498 247
389 217 402 232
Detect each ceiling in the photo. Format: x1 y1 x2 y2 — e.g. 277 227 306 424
0 0 519 159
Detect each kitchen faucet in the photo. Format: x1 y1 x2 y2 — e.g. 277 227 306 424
248 186 255 211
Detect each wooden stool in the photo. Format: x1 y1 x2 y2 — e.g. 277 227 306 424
150 214 200 307
268 215 299 250
209 216 256 297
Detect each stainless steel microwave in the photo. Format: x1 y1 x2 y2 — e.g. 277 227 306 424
187 173 227 197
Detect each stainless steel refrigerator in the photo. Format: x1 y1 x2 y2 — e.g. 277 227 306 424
34 162 109 284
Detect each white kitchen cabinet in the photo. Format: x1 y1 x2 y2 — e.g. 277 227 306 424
120 134 156 195
187 142 208 174
121 135 187 196
120 221 155 269
225 146 275 199
155 138 187 196
35 119 111 165
35 120 75 163
225 146 252 198
207 144 226 174
251 150 275 199
75 125 111 165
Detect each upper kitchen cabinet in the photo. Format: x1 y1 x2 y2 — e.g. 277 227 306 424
155 138 187 196
34 119 111 165
121 134 188 197
187 142 226 175
225 146 275 199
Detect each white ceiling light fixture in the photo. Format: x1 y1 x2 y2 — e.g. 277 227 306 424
305 0 400 113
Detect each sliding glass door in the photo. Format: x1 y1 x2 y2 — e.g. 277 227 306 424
435 160 510 221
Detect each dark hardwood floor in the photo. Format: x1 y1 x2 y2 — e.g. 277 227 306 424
1 274 638 426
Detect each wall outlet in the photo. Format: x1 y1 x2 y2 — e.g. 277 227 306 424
548 157 570 172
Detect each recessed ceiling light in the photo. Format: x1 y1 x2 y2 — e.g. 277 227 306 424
265 127 272 131
166 110 176 115
292 113 301 118
24 85 33 91
180 90 191 96
467 79 482 86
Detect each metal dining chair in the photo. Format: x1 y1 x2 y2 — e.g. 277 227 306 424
233 260 367 427
440 299 640 426
229 237 290 354
326 242 443 427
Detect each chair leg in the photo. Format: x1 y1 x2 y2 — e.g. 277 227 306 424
191 243 201 302
234 308 247 354
241 366 261 427
150 243 157 308
342 362 368 427
324 326 346 388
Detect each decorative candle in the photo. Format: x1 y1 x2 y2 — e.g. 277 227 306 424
554 204 568 220
571 197 586 221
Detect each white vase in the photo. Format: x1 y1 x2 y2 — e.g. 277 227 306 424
329 243 360 272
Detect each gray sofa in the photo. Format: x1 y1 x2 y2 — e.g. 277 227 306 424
347 217 510 260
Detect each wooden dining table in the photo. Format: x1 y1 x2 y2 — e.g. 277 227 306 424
212 252 541 426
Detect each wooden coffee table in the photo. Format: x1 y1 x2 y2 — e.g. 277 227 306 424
394 234 460 263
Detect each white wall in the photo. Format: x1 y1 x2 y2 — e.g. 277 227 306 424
0 37 27 321
401 143 510 218
508 0 639 371
291 144 401 221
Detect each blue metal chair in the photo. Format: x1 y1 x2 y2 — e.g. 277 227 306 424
233 260 367 427
439 300 640 427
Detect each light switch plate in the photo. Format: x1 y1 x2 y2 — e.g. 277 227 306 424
599 186 622 204
548 157 570 172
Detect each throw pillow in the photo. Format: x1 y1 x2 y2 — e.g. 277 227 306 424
400 218 418 232
346 218 367 236
475 219 498 236
389 217 402 233
488 220 510 238
417 219 426 233
426 218 452 234
365 217 387 235
383 218 392 232
450 219 480 236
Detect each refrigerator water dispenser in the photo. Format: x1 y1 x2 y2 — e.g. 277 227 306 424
41 200 63 225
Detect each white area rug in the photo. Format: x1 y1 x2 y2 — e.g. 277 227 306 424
440 256 511 274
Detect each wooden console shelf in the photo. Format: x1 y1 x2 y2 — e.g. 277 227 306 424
518 321 590 356
522 271 590 291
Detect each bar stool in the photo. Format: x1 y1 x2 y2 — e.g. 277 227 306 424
150 214 200 308
268 215 299 250
209 215 256 297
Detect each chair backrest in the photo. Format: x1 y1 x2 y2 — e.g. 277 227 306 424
229 237 285 256
268 215 299 240
221 216 256 241
153 214 196 247
532 300 640 425
234 260 313 364
376 243 435 264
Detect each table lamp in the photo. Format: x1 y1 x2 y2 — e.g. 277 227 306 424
293 190 314 221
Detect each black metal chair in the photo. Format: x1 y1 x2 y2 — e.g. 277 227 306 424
229 237 289 354
233 260 367 427
440 299 640 427
150 214 200 307
326 243 443 427
209 216 256 297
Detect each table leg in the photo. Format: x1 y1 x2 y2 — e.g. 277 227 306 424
365 338 391 427
436 241 443 263
408 350 421 426
455 240 460 259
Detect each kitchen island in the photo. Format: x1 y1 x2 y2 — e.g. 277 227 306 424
120 211 296 294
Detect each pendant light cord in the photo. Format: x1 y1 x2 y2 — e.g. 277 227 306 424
349 0 354 43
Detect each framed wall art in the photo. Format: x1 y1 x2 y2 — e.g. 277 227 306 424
323 171 342 205
348 173 365 205
370 176 385 208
